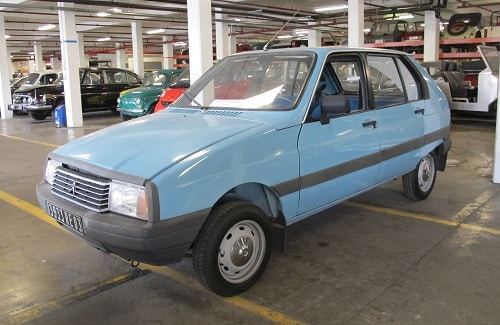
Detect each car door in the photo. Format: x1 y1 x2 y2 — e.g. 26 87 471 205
104 70 142 108
81 69 108 110
366 54 426 182
297 54 380 216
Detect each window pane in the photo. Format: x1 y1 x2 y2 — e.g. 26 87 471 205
397 58 420 101
367 55 405 108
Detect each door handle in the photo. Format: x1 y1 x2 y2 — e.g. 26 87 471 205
414 108 425 115
362 120 377 128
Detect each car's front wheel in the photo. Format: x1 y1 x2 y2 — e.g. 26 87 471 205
120 113 134 121
28 111 50 121
402 153 437 201
193 201 272 296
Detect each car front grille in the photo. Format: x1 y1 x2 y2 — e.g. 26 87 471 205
51 168 110 212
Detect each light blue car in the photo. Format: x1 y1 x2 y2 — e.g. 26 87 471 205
37 47 451 296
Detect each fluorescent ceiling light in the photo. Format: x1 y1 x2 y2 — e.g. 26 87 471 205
97 36 111 42
398 14 414 19
277 35 293 39
173 42 186 46
96 12 111 17
37 24 56 31
314 4 348 12
5 34 11 39
146 28 166 35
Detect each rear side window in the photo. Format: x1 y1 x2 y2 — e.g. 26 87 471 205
367 55 422 108
396 58 420 101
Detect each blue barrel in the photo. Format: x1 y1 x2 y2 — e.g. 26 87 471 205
54 104 67 127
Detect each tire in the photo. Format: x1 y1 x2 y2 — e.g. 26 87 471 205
402 153 437 201
120 113 134 121
29 111 50 121
147 103 157 115
193 201 272 296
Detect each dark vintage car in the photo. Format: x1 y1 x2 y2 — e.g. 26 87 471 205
22 67 143 120
10 76 28 94
8 70 61 115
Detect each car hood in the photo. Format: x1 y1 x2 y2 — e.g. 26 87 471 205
14 84 58 94
120 86 161 98
53 111 264 179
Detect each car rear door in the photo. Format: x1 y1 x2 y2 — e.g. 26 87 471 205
366 54 427 182
297 53 380 216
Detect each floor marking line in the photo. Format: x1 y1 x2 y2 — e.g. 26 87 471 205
0 190 64 231
451 189 494 221
2 190 308 325
3 269 149 325
344 201 459 226
344 200 500 236
141 264 308 325
0 133 59 148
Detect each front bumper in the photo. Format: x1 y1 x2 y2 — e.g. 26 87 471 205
26 104 53 112
8 103 27 112
117 106 148 117
36 181 208 265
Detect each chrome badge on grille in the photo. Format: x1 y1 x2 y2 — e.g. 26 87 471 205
67 180 77 196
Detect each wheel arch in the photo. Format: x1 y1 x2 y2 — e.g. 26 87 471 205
211 182 288 252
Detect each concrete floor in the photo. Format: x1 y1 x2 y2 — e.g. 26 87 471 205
1 111 499 325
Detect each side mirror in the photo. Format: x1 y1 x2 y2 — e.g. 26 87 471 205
320 95 351 125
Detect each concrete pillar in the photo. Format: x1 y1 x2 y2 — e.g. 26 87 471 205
78 33 88 67
215 9 230 60
187 0 213 82
34 42 44 71
58 1 83 127
308 22 322 47
423 11 440 62
162 36 174 69
494 64 500 184
131 22 144 76
50 56 62 70
229 34 237 55
348 0 364 47
0 13 13 120
115 43 127 69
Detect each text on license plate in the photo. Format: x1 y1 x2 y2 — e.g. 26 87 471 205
46 202 84 234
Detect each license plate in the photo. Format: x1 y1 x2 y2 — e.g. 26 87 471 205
46 202 84 234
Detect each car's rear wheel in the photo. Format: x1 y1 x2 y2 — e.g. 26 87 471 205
403 153 437 201
193 201 272 296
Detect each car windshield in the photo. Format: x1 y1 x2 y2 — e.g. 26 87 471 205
23 73 41 85
169 69 190 88
143 72 168 87
172 51 314 111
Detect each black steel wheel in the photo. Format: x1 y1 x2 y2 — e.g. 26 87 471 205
193 201 272 296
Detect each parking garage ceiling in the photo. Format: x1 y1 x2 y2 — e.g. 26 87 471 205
2 0 500 60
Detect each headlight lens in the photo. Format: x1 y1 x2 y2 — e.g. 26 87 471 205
109 181 149 220
117 97 121 104
134 98 142 106
45 159 62 185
